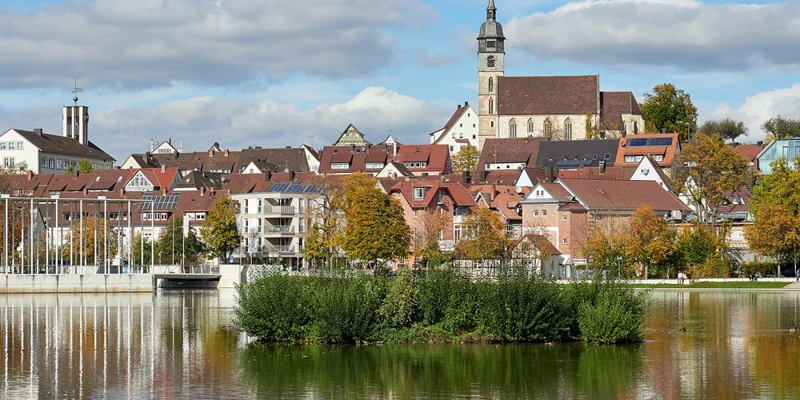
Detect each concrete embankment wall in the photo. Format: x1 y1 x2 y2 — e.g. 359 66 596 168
1 274 153 294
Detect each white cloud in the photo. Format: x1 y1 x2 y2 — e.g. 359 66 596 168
82 87 452 159
505 0 800 71
707 83 800 143
0 0 434 89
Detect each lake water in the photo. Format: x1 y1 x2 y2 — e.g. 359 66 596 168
1 290 799 399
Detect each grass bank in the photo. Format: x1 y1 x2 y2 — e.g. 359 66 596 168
632 282 791 289
235 268 648 345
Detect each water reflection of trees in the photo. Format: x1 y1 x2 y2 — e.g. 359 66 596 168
237 343 643 398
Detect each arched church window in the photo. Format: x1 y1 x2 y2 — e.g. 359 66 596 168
489 98 494 114
544 119 553 137
509 120 517 138
487 56 495 68
527 119 534 133
491 121 495 128
564 119 572 141
488 77 494 93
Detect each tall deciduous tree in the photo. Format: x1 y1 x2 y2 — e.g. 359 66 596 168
303 176 347 265
698 118 748 143
581 217 631 276
641 83 698 141
674 133 749 229
63 216 119 266
761 115 800 144
342 176 410 266
157 216 205 266
78 159 94 174
200 195 241 264
412 209 446 267
745 157 800 272
451 144 479 175
454 208 509 263
625 205 677 279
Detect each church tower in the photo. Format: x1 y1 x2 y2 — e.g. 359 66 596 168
477 0 505 150
63 83 90 146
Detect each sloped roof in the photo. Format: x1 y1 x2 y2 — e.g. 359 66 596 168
497 75 599 116
731 144 762 165
560 179 689 212
535 140 619 169
600 92 642 130
511 234 561 256
470 184 526 221
389 180 476 208
433 104 470 144
141 147 311 174
477 138 549 172
333 124 371 146
11 129 115 162
616 133 681 168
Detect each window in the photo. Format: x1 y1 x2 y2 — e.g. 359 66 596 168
41 156 48 167
489 98 494 114
542 210 547 216
564 119 572 140
528 119 534 133
534 210 539 216
49 159 54 169
3 157 14 167
562 215 568 222
472 134 476 139
491 121 494 128
487 40 496 49
488 77 494 93
604 153 611 160
450 145 454 152
452 132 456 138
783 146 789 158
331 163 349 170
413 209 418 219
459 132 463 138
197 213 206 220
0 143 5 150
544 119 553 137
366 162 385 169
633 121 639 134
509 120 517 138
414 187 425 199
487 56 495 67
655 155 664 162
562 239 567 245
625 156 635 163
459 123 463 128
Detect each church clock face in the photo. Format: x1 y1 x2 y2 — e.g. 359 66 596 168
487 56 495 68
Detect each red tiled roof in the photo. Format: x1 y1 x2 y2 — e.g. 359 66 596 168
616 133 680 168
388 180 476 208
560 179 689 212
731 144 762 164
497 75 599 116
476 138 549 173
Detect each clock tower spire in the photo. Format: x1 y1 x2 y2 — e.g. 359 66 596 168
477 0 505 149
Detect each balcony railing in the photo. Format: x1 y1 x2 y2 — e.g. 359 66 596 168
265 245 297 255
264 225 295 234
270 205 296 215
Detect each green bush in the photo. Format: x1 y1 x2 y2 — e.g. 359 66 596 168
234 269 311 341
740 262 780 277
578 282 648 344
235 268 648 345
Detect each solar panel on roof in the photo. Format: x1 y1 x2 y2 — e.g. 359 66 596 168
287 184 304 193
627 138 648 147
648 138 673 146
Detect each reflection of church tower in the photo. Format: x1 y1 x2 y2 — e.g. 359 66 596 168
477 0 505 150
63 88 90 146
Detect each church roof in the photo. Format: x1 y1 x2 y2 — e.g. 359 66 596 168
10 129 115 162
497 75 599 116
600 91 643 130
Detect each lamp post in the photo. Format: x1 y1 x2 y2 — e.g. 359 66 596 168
617 255 622 279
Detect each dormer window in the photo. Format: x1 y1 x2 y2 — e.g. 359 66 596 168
414 187 426 200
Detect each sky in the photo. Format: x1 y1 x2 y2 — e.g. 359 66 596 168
1 0 799 162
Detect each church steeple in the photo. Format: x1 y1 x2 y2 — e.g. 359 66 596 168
487 0 497 21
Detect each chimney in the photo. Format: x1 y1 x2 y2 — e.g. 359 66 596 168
73 168 79 178
33 128 43 136
461 170 469 183
26 170 33 180
200 187 206 197
490 184 497 202
179 138 183 153
223 149 229 157
757 141 763 147
544 166 554 182
464 101 469 107
480 170 488 184
119 188 124 196
286 146 291 149
162 187 167 196
208 149 214 157
599 161 606 175
393 142 397 157
288 171 295 181
265 171 272 182
150 139 155 153
161 164 166 173
457 104 462 109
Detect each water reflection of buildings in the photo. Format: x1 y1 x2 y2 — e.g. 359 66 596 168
1 292 245 398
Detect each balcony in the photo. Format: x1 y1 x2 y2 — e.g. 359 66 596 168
269 205 297 215
452 215 465 224
242 207 262 215
263 225 296 236
265 245 298 255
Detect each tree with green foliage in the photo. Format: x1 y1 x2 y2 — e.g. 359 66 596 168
132 232 154 268
745 157 800 274
78 159 94 174
674 133 749 229
451 144 479 175
342 175 410 266
303 176 347 265
641 83 698 141
625 205 677 279
698 118 748 143
200 195 241 264
157 216 205 266
454 208 509 263
761 115 800 144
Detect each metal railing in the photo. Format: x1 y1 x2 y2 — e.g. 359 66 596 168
270 205 296 215
264 225 295 234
